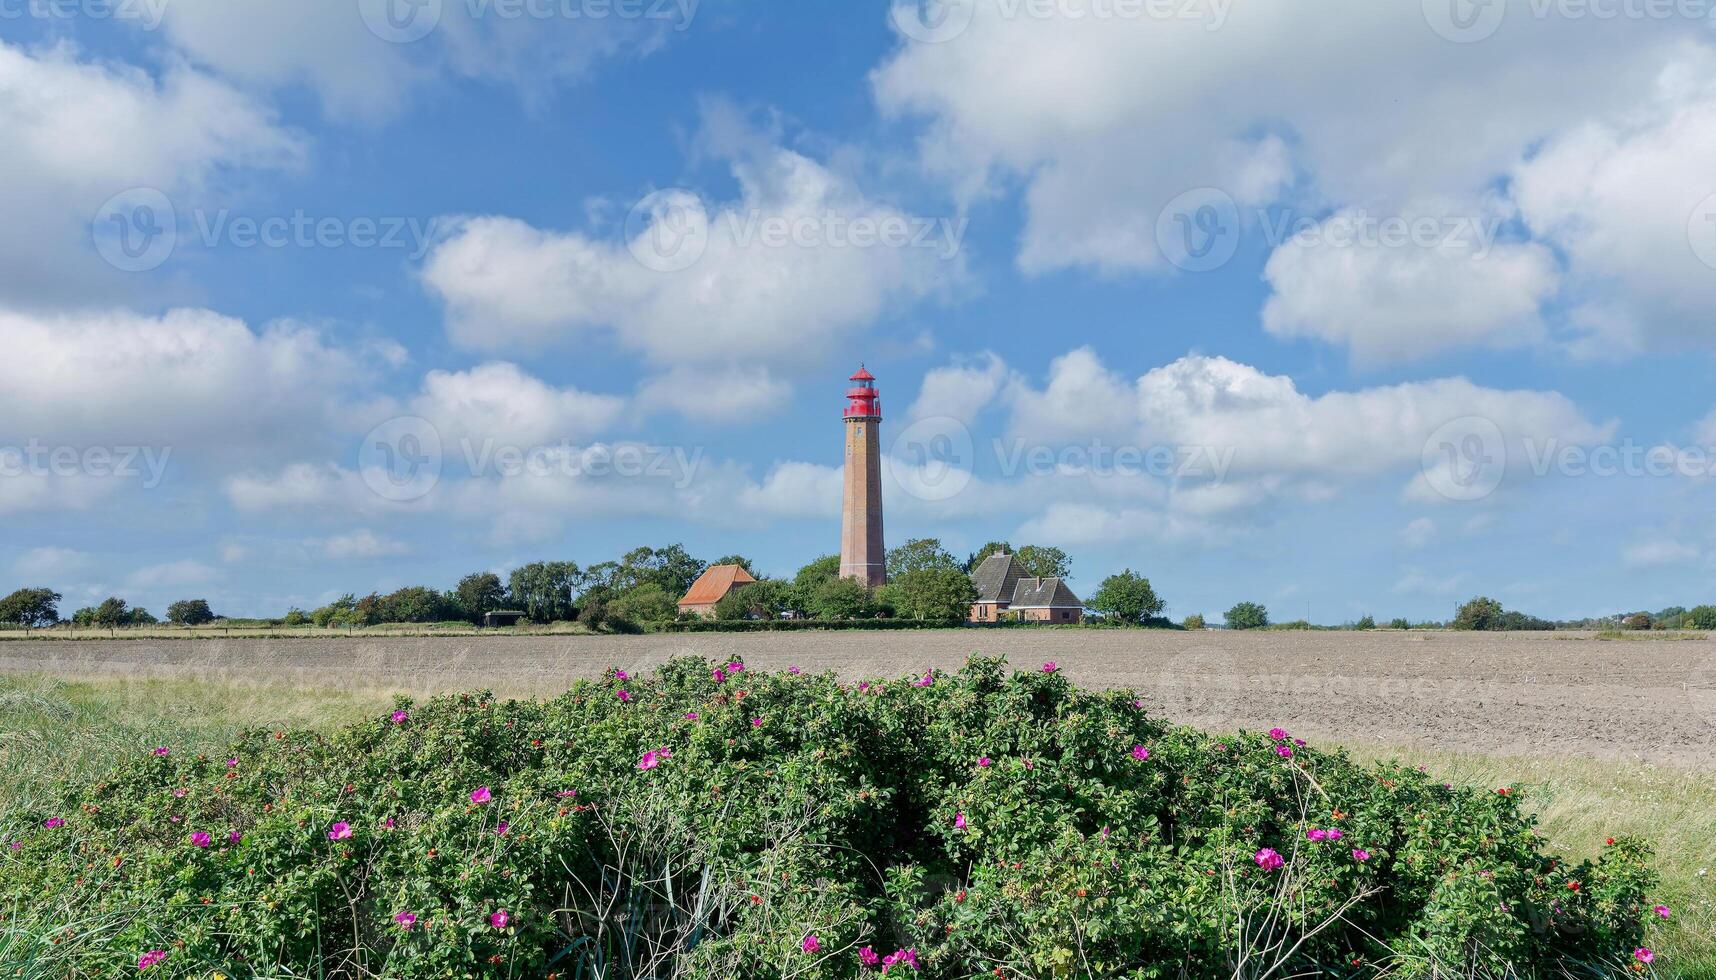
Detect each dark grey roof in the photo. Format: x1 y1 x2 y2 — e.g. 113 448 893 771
1009 577 1082 609
969 551 1025 603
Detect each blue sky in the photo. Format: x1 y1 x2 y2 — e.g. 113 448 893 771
3 0 1715 621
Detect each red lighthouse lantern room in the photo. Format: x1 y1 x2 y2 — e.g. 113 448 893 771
844 365 882 420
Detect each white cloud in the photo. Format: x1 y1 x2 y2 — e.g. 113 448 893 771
10 547 92 582
1391 568 1466 597
224 463 369 513
0 471 124 515
873 3 1684 278
1622 539 1701 569
126 559 216 590
412 362 625 448
906 352 1008 424
1400 517 1436 550
154 0 684 120
0 40 302 303
318 529 411 561
1512 52 1716 352
0 307 361 453
1003 347 1136 446
636 366 792 423
1698 409 1716 447
1260 202 1559 365
421 107 963 372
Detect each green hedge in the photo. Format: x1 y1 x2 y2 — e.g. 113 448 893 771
0 658 1666 978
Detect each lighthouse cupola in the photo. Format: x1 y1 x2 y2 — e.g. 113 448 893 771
844 365 882 420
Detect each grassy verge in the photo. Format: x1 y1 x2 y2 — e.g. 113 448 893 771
1 674 1707 976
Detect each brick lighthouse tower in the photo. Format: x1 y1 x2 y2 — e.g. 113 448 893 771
839 365 886 587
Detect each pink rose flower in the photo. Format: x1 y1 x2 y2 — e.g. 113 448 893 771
490 909 509 930
1634 948 1654 964
858 946 881 967
801 935 821 953
328 822 352 841
954 812 967 830
1254 848 1284 871
138 949 168 971
1352 848 1371 862
395 911 417 929
391 710 408 724
190 831 211 848
1131 744 1150 761
470 786 491 804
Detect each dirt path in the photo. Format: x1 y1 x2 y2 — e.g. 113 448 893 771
4 631 1712 768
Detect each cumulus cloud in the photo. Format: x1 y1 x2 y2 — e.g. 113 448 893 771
421 106 963 374
224 463 372 514
126 559 216 590
1622 539 1702 569
0 40 302 304
411 362 626 448
1400 517 1436 550
0 307 363 455
1260 201 1559 364
9 547 93 582
906 352 1009 424
636 366 793 423
154 0 685 120
317 529 411 561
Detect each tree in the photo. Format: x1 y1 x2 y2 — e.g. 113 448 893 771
608 545 705 598
1453 596 1506 631
128 607 158 626
878 569 977 622
1014 545 1072 580
964 541 1013 572
1389 617 1411 630
1621 612 1653 631
92 597 131 628
1087 570 1164 624
715 578 790 621
1182 613 1205 630
607 583 678 625
167 599 216 626
1224 602 1269 631
379 587 456 624
312 594 357 628
508 562 582 623
1354 615 1376 631
0 588 61 628
886 538 960 577
789 555 842 613
807 577 877 620
282 607 309 627
1684 605 1716 630
455 572 507 624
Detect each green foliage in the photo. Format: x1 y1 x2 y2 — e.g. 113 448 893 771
1012 544 1071 579
281 608 309 627
379 586 459 624
877 569 977 622
0 660 1666 979
1088 569 1164 623
455 572 507 625
91 597 131 628
1224 601 1269 631
507 562 582 624
1354 615 1376 631
128 607 158 626
807 577 878 621
711 554 755 574
885 538 960 577
1684 605 1716 630
605 582 679 625
1453 597 1553 632
1182 613 1206 630
1389 618 1411 631
0 587 60 627
166 599 217 626
713 578 790 622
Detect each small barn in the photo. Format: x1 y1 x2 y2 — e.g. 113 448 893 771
968 551 1083 624
677 564 757 618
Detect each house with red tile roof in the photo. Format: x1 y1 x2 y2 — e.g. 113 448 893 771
677 564 757 617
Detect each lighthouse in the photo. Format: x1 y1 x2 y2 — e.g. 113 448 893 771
839 365 886 587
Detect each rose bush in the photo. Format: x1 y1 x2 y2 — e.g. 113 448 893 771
0 657 1665 978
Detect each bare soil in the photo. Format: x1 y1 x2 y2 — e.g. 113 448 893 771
3 630 1712 769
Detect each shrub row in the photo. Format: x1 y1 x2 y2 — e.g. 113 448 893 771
0 658 1665 978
